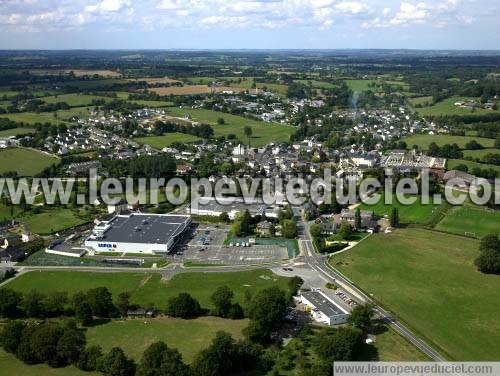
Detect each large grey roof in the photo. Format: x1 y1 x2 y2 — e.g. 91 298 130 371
98 214 190 245
302 291 346 316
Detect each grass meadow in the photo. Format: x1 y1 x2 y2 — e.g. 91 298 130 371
434 205 500 238
0 147 58 176
330 228 500 360
447 159 500 174
5 269 290 310
416 97 500 117
0 127 34 137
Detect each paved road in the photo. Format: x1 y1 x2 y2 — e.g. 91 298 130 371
294 214 447 362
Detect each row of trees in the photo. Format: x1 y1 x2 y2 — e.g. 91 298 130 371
475 234 500 274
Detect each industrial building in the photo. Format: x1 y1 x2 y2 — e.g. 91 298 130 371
300 290 349 326
85 213 191 255
189 197 268 219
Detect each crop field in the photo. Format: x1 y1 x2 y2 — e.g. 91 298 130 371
5 269 290 310
330 228 500 360
0 127 34 137
462 148 500 159
0 147 58 176
447 159 500 174
134 133 201 148
182 77 288 96
86 317 248 362
401 134 495 150
358 193 441 224
167 107 295 146
416 97 499 116
21 208 88 235
435 205 500 238
126 77 181 85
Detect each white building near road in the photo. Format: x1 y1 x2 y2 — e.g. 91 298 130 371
300 290 349 326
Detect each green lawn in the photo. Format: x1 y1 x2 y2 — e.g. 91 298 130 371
5 269 290 310
86 317 248 362
167 107 295 146
330 228 500 360
0 350 96 376
435 205 500 238
21 208 88 235
134 133 201 148
0 147 59 176
402 134 495 150
371 326 430 361
447 159 500 174
0 127 34 137
359 193 441 224
416 97 500 117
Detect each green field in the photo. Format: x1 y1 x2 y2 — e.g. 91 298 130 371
462 148 500 159
0 127 34 137
21 208 88 235
134 133 201 148
359 193 441 224
330 228 500 360
371 326 430 361
402 134 495 150
5 269 289 310
345 79 378 92
447 159 500 174
416 97 500 117
41 93 111 107
435 205 500 238
0 147 58 176
0 350 96 376
0 106 91 125
408 96 433 107
86 317 248 362
167 107 295 146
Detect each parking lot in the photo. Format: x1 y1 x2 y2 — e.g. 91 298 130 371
171 223 289 265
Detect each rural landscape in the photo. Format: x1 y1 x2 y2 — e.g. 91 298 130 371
0 1 500 376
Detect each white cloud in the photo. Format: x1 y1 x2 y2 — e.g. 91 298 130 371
334 1 371 14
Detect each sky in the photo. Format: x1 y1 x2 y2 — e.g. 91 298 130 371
0 0 498 50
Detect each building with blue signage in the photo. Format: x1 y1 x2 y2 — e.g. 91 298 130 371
85 213 191 255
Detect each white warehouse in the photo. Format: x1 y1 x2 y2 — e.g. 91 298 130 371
85 213 191 255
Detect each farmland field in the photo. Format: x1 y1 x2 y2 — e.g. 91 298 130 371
5 269 290 310
166 107 295 146
401 134 495 150
330 228 500 360
86 317 248 362
150 85 245 96
447 159 500 174
0 106 91 124
462 148 500 159
416 97 499 116
0 147 58 176
408 96 433 106
41 93 111 107
294 79 337 89
134 133 201 148
434 205 500 238
358 193 441 224
345 79 378 92
30 69 122 78
0 127 34 137
21 208 88 235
